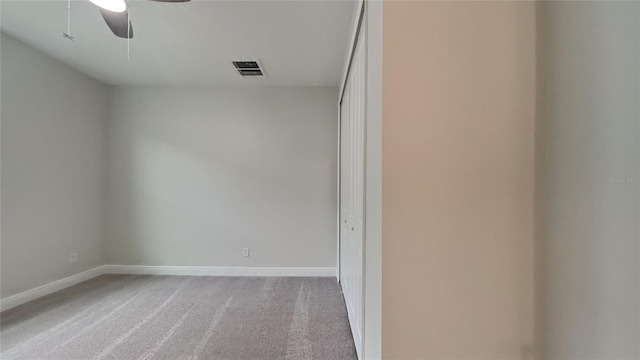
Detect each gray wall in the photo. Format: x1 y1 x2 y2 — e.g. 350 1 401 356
1 33 109 298
1 34 338 301
537 2 640 358
106 86 338 268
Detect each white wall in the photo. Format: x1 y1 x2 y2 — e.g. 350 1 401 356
107 86 338 268
537 2 640 358
1 33 108 298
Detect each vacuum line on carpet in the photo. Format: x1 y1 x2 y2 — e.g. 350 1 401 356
95 278 195 359
137 303 198 360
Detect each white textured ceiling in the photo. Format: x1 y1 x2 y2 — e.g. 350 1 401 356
0 0 355 86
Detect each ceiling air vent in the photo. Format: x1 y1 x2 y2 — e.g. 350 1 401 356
233 60 265 77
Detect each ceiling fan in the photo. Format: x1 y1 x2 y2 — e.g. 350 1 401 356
89 0 190 39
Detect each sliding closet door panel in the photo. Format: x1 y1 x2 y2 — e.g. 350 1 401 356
340 24 366 359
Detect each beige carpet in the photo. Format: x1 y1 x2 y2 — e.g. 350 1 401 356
0 275 357 360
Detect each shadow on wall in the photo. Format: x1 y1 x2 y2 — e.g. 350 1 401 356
535 1 640 359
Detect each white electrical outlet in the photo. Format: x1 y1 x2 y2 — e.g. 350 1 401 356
243 248 250 257
69 253 78 264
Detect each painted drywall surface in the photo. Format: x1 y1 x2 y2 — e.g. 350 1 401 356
537 2 640 358
1 33 108 298
382 1 536 358
107 86 337 267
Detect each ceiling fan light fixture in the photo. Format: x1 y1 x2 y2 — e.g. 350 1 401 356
90 0 127 13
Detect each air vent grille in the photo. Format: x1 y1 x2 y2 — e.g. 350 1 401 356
233 60 264 77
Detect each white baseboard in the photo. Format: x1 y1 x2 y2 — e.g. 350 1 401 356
0 265 107 312
103 265 336 278
1 265 336 312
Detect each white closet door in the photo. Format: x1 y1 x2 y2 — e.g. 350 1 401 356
340 24 366 359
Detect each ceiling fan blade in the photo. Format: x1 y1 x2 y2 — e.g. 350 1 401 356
99 8 133 39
